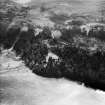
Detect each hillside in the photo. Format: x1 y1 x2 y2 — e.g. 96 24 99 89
1 0 105 105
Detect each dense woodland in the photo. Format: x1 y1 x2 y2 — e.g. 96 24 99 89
1 0 105 91
1 21 105 91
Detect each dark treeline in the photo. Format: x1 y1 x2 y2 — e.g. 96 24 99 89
88 28 105 41
1 21 105 91
58 46 105 90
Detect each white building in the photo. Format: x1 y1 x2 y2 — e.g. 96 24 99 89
51 30 62 39
46 51 59 62
34 28 43 36
80 23 105 35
